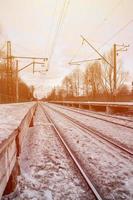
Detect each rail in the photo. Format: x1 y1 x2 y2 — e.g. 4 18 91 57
51 103 133 129
45 103 133 156
40 103 103 200
0 103 37 198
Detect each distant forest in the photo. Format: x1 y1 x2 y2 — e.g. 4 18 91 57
0 50 33 103
47 48 133 102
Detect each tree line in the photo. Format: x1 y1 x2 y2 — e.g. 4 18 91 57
47 48 132 102
0 50 34 103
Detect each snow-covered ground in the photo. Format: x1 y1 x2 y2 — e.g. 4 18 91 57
47 103 133 152
1 102 133 199
52 103 133 127
0 102 35 143
43 104 133 200
3 106 94 200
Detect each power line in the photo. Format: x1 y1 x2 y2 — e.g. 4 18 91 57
49 0 69 60
69 1 125 65
45 0 58 57
90 0 123 40
100 19 133 49
48 0 70 65
80 19 133 62
102 0 123 22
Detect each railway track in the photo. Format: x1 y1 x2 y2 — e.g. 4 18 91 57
51 103 133 129
39 103 103 200
43 103 133 156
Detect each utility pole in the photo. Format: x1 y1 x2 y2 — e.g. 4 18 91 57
80 36 129 99
33 59 35 74
114 43 129 93
16 60 19 102
132 81 133 97
7 41 12 71
2 41 48 102
6 41 12 102
113 44 117 91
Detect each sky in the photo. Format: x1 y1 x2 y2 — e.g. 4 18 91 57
0 0 133 98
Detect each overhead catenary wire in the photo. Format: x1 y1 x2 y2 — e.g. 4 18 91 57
48 0 70 65
92 0 123 34
71 18 133 66
49 0 69 60
69 1 132 65
99 19 133 49
69 0 124 65
90 18 132 56
45 0 58 57
102 0 123 22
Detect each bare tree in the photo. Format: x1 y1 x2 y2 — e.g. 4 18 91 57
70 67 83 97
102 48 128 97
62 74 76 98
84 61 102 98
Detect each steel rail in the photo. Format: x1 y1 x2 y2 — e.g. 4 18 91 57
39 104 103 200
44 104 133 156
51 103 133 129
78 108 133 123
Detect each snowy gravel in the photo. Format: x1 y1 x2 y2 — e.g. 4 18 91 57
53 104 133 128
5 106 94 200
43 104 133 200
47 103 133 152
0 102 35 143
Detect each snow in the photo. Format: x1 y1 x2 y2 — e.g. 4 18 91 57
3 106 94 200
44 103 133 200
47 103 133 152
0 102 35 143
2 102 133 199
56 104 133 127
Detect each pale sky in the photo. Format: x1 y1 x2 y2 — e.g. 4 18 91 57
0 0 133 98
